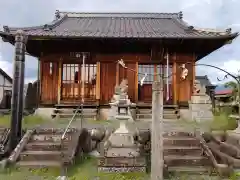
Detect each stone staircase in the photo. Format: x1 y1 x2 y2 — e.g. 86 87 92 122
51 104 98 120
164 132 213 175
136 105 180 121
0 128 10 159
14 128 83 168
206 133 240 169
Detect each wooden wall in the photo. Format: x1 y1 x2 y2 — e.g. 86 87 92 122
39 52 195 105
40 60 58 104
100 62 116 104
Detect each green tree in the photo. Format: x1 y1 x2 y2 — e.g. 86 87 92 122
224 81 238 102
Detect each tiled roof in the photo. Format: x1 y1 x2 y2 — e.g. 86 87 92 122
215 85 233 95
0 68 12 84
196 75 214 87
0 11 238 39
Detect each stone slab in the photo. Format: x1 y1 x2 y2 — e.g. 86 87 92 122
98 166 146 173
98 156 146 166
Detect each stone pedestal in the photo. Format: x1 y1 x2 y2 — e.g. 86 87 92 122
98 122 146 172
189 95 213 123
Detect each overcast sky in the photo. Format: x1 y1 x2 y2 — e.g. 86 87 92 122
0 0 239 84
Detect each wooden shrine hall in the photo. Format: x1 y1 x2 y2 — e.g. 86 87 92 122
0 11 238 108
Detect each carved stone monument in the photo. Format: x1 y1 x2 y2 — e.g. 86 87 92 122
97 121 146 172
107 79 135 121
189 80 213 122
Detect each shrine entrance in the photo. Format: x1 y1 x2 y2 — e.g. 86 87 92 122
61 63 97 103
138 64 173 103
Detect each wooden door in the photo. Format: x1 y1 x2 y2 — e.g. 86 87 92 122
100 62 116 104
61 63 97 103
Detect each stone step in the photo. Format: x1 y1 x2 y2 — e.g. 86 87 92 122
20 150 64 161
35 128 76 134
16 160 62 167
25 142 68 151
164 146 203 156
163 137 200 146
54 108 97 113
167 166 211 174
136 114 180 119
163 132 194 137
164 155 210 166
30 134 72 142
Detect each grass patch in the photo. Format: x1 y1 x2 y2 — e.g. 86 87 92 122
179 113 238 132
0 115 49 129
210 113 237 131
0 155 149 180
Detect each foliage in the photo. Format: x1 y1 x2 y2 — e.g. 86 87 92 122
179 113 237 132
210 113 237 131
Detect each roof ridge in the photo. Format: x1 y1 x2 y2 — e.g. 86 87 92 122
57 10 182 19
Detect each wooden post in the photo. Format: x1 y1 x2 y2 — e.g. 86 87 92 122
192 54 196 97
116 62 119 85
57 58 62 104
96 62 101 100
135 62 138 102
173 61 177 104
154 64 157 81
9 30 28 151
151 80 164 180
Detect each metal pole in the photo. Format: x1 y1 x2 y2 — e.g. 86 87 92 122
151 79 164 180
9 30 27 151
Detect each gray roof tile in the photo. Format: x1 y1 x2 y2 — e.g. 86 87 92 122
1 11 238 39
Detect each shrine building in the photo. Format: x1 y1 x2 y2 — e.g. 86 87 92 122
0 11 238 111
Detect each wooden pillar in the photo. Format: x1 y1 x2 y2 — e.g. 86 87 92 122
173 60 177 105
154 64 157 81
96 62 101 101
116 63 119 85
151 81 164 180
57 58 62 104
135 62 138 102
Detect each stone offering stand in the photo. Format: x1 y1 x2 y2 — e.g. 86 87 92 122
97 122 146 172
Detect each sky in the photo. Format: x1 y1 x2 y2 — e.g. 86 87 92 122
0 0 239 84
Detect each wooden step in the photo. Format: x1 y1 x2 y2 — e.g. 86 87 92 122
25 142 68 151
164 146 202 156
54 108 97 114
16 160 62 167
164 155 210 166
20 150 64 161
167 166 211 174
164 137 200 147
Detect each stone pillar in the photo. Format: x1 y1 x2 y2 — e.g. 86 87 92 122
151 80 164 180
9 30 28 151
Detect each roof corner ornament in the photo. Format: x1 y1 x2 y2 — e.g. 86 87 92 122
3 26 10 33
178 11 183 19
55 10 61 20
226 28 232 33
43 24 50 31
188 26 194 30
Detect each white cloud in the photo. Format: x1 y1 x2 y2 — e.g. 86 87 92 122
0 0 240 84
